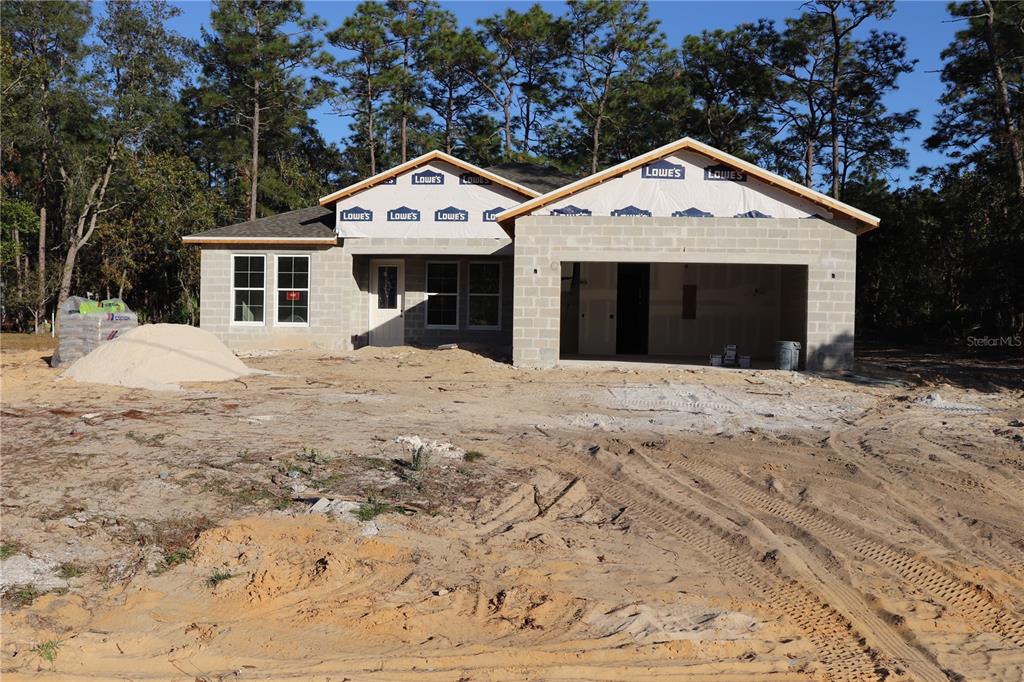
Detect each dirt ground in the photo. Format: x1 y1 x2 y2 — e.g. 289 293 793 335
1 335 1023 681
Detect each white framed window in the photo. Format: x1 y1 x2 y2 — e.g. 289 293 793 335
468 261 501 329
425 261 459 328
275 254 310 326
231 254 266 325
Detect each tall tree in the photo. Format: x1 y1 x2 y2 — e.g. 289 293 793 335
566 0 670 173
1 0 91 327
386 0 441 163
55 0 188 306
679 27 779 161
807 1 915 198
199 0 327 221
326 1 398 176
928 0 1024 198
420 23 489 156
478 5 568 156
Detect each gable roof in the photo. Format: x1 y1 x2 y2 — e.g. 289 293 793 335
182 206 337 245
495 137 881 231
319 150 541 206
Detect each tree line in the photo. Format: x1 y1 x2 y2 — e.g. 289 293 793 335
1 0 1021 344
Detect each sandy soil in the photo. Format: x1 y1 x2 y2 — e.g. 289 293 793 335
1 338 1023 681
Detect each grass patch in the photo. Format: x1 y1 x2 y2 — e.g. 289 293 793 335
206 570 234 588
312 472 346 492
151 548 195 574
355 499 393 522
31 639 61 663
57 562 85 579
6 585 41 608
411 445 431 472
203 481 291 510
301 447 332 466
0 541 22 560
463 451 485 462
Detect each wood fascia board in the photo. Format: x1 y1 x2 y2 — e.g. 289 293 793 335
181 237 337 245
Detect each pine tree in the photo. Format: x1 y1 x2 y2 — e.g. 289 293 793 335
928 0 1024 198
566 0 670 173
198 0 327 221
326 1 398 176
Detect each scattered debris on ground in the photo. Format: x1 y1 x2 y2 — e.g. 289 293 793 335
1 340 1022 680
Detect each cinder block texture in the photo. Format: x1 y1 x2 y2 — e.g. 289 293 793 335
512 216 857 370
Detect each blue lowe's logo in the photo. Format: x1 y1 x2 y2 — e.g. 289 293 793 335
611 205 652 217
459 172 491 185
434 206 468 222
387 206 420 221
734 209 772 218
412 169 444 185
704 164 747 182
550 204 591 216
340 206 373 221
483 206 506 222
673 207 714 218
641 158 685 180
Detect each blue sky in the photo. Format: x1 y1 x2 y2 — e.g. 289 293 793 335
166 0 958 185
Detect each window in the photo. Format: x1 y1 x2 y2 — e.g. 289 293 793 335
426 261 458 327
377 265 398 309
682 284 697 319
232 255 265 324
469 262 501 328
276 255 310 325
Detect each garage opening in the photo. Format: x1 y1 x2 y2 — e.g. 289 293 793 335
560 261 808 367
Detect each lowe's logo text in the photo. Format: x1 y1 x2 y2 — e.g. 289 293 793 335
704 164 747 182
459 172 491 185
483 207 505 222
641 159 685 180
341 206 373 221
611 205 652 217
412 170 444 185
551 204 591 216
435 206 468 222
387 206 420 221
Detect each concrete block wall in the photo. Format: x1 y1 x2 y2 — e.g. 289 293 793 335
513 216 857 370
199 245 352 351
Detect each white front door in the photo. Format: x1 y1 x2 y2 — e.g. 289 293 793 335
369 259 405 346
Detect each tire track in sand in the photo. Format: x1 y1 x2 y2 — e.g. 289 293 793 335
606 445 951 682
656 449 1024 652
560 448 886 682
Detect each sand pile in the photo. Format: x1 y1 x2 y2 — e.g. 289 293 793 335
63 323 254 391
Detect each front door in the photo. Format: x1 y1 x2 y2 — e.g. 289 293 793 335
616 263 650 355
369 259 405 346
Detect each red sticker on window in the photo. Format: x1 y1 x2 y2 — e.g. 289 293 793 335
286 291 300 301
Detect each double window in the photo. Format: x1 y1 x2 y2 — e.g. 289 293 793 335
276 255 310 325
426 261 458 328
468 262 501 328
232 255 265 324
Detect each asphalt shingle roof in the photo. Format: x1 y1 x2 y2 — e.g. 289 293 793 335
185 206 336 241
485 162 578 194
